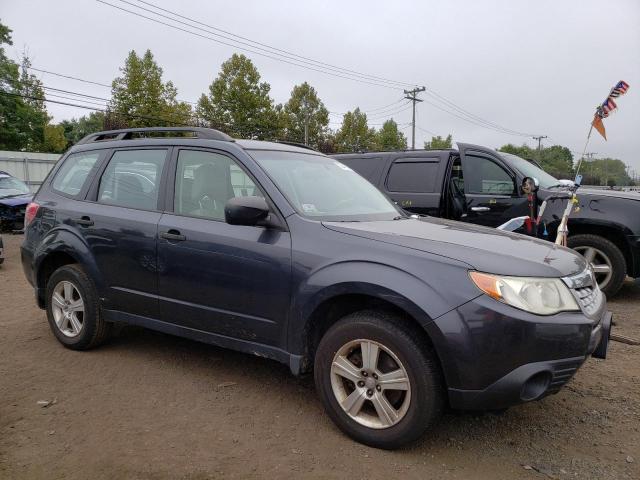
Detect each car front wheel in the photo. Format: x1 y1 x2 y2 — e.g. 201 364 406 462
314 310 443 449
568 234 626 297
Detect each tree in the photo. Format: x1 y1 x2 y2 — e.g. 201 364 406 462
110 49 192 127
424 134 452 149
375 119 407 150
334 108 377 152
197 54 280 139
282 82 329 146
60 111 105 148
42 124 67 153
580 158 631 186
499 143 574 179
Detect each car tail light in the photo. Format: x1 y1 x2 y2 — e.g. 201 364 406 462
24 202 40 228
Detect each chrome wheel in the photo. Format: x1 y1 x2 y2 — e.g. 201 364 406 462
330 339 411 429
51 280 85 338
574 246 613 291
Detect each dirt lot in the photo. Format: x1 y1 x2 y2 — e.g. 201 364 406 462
0 234 638 480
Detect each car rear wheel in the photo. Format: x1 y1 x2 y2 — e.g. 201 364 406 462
314 310 443 449
568 234 626 297
45 264 111 350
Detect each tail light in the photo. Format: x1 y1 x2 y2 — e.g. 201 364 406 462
24 202 40 228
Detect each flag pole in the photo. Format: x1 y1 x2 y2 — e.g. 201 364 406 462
574 123 594 178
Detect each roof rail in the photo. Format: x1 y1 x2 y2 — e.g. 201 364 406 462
76 127 234 145
274 140 318 152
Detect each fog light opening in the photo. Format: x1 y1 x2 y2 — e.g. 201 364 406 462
520 372 552 401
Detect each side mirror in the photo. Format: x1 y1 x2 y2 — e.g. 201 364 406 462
225 196 269 226
521 176 539 194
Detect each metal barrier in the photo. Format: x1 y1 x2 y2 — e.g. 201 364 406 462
0 151 61 193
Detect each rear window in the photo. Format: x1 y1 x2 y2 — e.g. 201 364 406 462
386 160 439 193
338 156 384 183
51 151 101 197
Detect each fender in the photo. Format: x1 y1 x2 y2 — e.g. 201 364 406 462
34 225 105 297
289 259 472 355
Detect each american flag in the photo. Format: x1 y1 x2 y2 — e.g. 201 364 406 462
609 80 630 98
602 97 617 115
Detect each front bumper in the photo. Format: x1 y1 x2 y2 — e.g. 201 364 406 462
426 293 612 411
448 310 611 410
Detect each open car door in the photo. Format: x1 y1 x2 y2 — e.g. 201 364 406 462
456 142 527 227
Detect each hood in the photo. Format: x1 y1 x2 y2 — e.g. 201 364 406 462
540 188 640 202
323 217 586 278
0 194 32 207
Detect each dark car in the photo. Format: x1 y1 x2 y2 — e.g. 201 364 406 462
334 144 640 297
0 171 33 231
21 128 611 449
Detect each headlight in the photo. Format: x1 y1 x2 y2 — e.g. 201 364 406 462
469 271 580 315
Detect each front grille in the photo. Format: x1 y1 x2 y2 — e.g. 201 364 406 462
573 285 603 318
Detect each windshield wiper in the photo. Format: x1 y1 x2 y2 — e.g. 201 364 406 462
0 193 28 199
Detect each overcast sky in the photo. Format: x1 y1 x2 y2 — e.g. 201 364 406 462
3 0 639 171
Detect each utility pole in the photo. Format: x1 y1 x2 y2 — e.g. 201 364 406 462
404 86 426 150
533 135 547 153
583 152 597 183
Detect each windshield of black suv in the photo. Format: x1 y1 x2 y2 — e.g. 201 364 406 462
498 152 560 189
249 150 403 221
0 176 30 198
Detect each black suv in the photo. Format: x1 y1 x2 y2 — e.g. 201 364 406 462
22 128 611 449
334 144 640 297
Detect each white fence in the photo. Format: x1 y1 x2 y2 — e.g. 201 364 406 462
0 151 61 193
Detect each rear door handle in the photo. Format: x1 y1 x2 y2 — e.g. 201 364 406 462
74 216 94 226
160 230 186 242
471 206 491 212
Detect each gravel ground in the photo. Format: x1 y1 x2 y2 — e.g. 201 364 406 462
0 233 638 480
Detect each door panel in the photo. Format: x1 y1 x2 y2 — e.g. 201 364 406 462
157 148 292 347
457 143 527 227
384 155 444 216
79 148 169 318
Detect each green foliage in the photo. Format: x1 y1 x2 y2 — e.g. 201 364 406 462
424 134 452 150
110 50 192 127
0 20 52 152
60 111 105 148
499 143 574 179
334 108 377 152
282 82 329 146
42 123 67 153
375 119 407 150
579 158 631 186
197 54 280 139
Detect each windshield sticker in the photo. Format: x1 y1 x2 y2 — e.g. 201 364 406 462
302 203 319 213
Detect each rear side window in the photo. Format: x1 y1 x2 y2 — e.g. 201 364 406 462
386 160 439 192
98 149 167 210
51 151 101 197
338 156 383 183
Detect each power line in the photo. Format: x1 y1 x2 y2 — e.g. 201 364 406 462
123 0 414 89
96 0 404 91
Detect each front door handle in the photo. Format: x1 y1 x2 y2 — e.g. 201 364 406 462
471 206 491 212
160 230 186 242
74 216 94 226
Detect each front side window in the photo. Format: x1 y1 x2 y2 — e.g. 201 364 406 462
98 149 167 210
463 155 515 195
51 151 101 197
0 175 31 197
174 150 263 221
250 150 401 222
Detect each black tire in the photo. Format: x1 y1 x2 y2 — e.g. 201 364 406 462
314 310 444 449
568 234 626 297
45 264 111 350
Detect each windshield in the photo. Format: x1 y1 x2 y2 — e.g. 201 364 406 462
0 176 30 197
249 150 402 221
498 152 559 189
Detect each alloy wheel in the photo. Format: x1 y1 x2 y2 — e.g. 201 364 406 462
574 246 613 291
330 339 411 429
51 280 85 338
